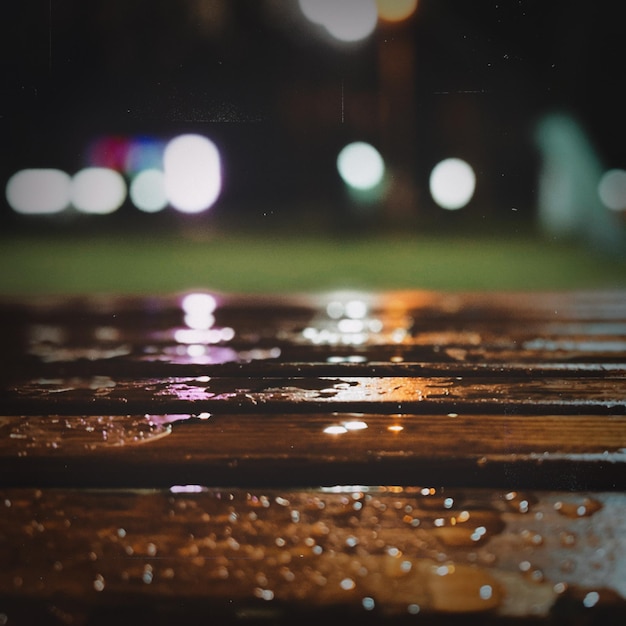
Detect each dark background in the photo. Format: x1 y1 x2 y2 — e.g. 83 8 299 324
2 0 626 229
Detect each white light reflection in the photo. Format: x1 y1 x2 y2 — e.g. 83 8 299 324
71 168 126 214
337 142 385 190
307 298 376 346
170 485 208 494
324 425 348 435
130 169 167 212
299 0 378 42
429 158 476 210
6 169 71 214
164 134 221 213
338 319 365 333
186 344 206 358
174 328 234 345
324 421 368 435
345 299 368 319
182 293 217 330
326 301 345 319
598 169 626 211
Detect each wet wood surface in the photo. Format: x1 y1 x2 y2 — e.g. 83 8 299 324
1 289 625 624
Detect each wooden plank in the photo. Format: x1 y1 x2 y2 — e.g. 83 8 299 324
1 486 625 624
1 413 626 490
3 375 626 416
9 360 626 381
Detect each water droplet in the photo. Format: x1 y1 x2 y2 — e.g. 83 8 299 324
560 531 577 547
362 596 375 611
554 498 602 518
428 563 502 612
521 530 544 546
407 604 420 614
93 575 105 592
583 591 600 608
254 588 274 601
340 577 356 591
503 491 535 513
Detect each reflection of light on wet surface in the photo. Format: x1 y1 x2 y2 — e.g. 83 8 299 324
170 485 208 494
323 425 348 435
174 327 234 344
323 419 368 435
169 293 240 363
388 425 404 432
301 294 418 350
181 293 217 330
304 297 396 347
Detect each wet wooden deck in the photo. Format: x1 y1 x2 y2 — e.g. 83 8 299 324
1 290 626 624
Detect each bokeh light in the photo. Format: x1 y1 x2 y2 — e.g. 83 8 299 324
337 142 385 191
298 0 332 25
598 168 626 211
6 169 71 215
129 169 168 213
87 136 131 171
71 168 126 214
88 135 165 175
298 0 378 43
376 0 418 22
164 134 222 214
429 158 476 210
125 137 165 174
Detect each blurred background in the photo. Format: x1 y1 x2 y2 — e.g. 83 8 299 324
1 0 625 294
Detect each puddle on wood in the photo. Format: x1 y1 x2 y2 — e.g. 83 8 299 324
0 415 171 452
1 486 624 620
